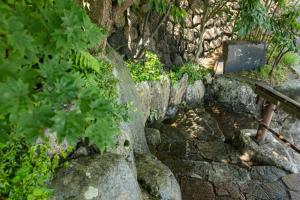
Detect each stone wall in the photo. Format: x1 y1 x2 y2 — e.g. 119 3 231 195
108 0 238 67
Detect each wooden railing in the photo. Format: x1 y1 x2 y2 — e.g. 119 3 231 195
254 83 300 150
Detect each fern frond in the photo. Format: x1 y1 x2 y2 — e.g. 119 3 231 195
75 51 101 72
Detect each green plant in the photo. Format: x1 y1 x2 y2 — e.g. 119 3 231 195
0 135 59 199
258 64 272 79
147 0 187 21
127 51 164 82
238 64 288 85
234 0 300 76
170 63 210 84
0 0 128 152
281 52 300 66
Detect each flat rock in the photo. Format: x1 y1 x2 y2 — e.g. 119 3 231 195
239 181 289 200
161 159 250 183
180 177 215 200
250 166 287 182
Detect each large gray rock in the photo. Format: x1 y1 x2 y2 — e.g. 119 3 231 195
237 129 300 173
149 75 171 121
169 74 188 107
108 47 149 153
184 80 205 107
50 154 142 200
135 154 181 200
166 74 188 118
136 81 151 124
205 76 260 116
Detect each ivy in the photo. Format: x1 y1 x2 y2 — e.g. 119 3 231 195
169 63 211 85
0 136 60 199
127 51 164 82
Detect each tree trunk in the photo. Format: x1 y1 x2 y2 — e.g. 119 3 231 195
269 48 288 76
195 0 209 61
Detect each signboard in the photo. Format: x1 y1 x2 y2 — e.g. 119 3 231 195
223 41 267 73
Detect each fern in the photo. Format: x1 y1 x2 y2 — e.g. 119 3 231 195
75 51 101 73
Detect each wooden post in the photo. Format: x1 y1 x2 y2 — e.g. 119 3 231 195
255 101 276 144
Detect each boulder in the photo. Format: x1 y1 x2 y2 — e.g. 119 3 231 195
135 154 181 200
149 75 171 121
184 80 205 107
136 81 151 124
107 47 149 153
205 76 260 116
237 129 300 173
50 154 142 200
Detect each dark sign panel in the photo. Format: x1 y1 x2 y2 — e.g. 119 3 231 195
223 41 267 73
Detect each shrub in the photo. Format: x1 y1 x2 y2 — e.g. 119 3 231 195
127 51 164 82
281 52 300 66
170 63 210 84
0 136 59 199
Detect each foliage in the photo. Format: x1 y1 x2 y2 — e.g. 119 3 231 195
127 51 164 82
127 51 210 84
281 52 300 66
234 0 300 76
238 64 289 85
147 0 187 21
234 0 269 37
170 63 211 84
0 136 59 199
0 0 127 152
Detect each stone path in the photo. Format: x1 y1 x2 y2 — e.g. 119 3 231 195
147 107 300 200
